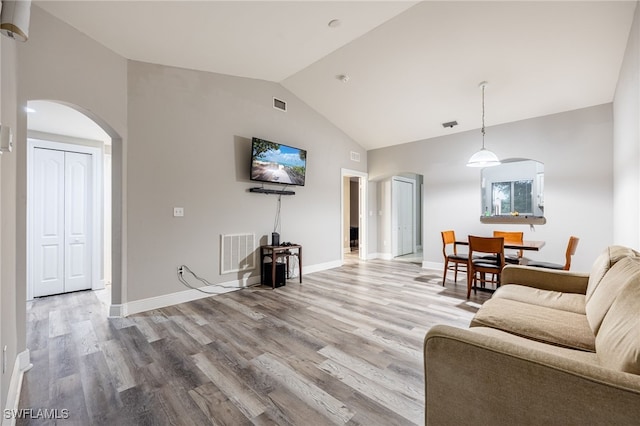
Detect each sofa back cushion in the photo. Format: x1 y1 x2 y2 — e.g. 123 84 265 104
586 256 640 335
595 272 640 374
586 245 640 303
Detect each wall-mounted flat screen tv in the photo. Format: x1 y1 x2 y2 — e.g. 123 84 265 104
250 137 307 186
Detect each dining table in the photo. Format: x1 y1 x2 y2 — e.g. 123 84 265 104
455 239 545 251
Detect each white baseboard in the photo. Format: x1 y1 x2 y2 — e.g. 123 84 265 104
109 260 343 317
422 261 442 271
365 252 384 260
373 252 393 260
3 350 32 426
112 275 261 317
304 260 342 274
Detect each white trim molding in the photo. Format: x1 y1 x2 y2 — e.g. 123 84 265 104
341 169 368 263
303 260 342 275
370 252 393 261
422 261 442 271
109 260 342 317
3 350 32 426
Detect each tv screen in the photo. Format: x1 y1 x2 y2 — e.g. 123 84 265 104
250 137 307 186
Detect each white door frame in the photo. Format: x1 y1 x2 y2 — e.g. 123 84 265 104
341 169 368 262
27 138 104 300
391 176 416 257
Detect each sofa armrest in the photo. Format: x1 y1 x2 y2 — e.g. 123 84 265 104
501 265 589 294
424 325 640 425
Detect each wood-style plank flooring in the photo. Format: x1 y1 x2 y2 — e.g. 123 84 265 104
18 257 489 425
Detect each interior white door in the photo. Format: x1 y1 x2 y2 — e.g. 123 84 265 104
392 178 415 257
33 148 92 297
65 151 93 292
33 148 65 297
400 181 414 254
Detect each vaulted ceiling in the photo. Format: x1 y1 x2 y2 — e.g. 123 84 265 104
34 1 636 150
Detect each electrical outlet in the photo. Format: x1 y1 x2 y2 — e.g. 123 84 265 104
173 207 184 217
178 266 184 275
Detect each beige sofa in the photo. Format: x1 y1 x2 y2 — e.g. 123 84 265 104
424 245 640 425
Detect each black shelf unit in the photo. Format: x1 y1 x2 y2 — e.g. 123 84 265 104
249 187 295 195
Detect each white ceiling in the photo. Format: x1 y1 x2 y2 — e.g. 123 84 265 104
33 1 636 150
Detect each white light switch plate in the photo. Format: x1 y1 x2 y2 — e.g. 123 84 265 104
173 207 184 217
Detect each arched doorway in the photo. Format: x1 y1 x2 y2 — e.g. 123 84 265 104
24 100 123 314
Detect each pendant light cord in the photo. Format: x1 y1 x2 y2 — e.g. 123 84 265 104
481 83 486 149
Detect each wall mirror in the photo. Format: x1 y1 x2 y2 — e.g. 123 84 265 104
480 158 546 224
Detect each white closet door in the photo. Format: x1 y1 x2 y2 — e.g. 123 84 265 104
65 151 93 292
33 149 65 297
33 148 92 297
392 178 415 257
400 180 414 255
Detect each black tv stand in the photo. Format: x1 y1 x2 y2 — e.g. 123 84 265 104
249 187 295 195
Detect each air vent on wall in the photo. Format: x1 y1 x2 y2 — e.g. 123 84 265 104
273 97 287 112
350 151 361 162
220 233 256 274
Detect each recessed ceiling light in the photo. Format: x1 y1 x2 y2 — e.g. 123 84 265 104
25 107 36 113
328 19 341 28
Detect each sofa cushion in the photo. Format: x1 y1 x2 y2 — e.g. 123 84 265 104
493 285 586 314
470 298 595 351
596 277 640 374
585 256 640 335
470 327 599 365
586 245 640 303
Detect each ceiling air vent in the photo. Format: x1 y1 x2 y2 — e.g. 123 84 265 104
273 97 287 112
442 120 458 128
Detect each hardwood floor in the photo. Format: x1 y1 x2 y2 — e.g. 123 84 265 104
18 258 489 425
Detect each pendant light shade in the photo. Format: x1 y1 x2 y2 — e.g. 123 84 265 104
0 0 32 42
467 81 500 168
467 147 500 167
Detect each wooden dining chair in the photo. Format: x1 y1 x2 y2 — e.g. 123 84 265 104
467 235 505 298
441 230 468 286
528 236 579 271
493 230 524 264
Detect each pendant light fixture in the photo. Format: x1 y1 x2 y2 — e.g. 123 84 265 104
467 81 500 167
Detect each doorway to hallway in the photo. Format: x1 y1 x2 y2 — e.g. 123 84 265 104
341 169 368 263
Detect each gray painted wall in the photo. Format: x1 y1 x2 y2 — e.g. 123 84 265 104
17 6 128 312
368 104 614 272
613 2 640 248
127 60 366 301
17 6 367 309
